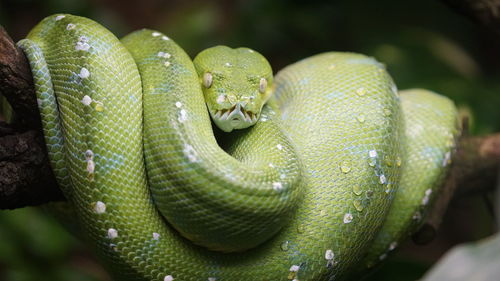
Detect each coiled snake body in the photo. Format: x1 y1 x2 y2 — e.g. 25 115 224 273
18 14 458 281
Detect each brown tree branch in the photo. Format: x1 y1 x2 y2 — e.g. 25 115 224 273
0 25 64 209
413 125 500 244
0 126 64 208
0 26 41 128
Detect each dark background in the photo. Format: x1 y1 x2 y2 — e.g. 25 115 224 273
0 0 498 280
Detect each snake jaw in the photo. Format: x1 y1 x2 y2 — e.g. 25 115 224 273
210 103 258 132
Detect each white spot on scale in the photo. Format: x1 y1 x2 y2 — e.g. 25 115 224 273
162 35 170 41
164 61 171 67
379 174 387 184
289 265 300 272
225 62 232 67
421 188 432 205
86 159 95 174
66 23 76 30
272 182 283 191
183 144 199 163
325 249 334 260
79 67 90 79
208 278 216 281
85 150 95 176
94 201 106 214
343 213 353 224
369 150 377 158
389 241 398 251
75 36 90 52
164 275 174 281
85 150 94 160
152 32 161 37
277 144 283 150
107 228 118 239
178 109 188 122
157 51 171 59
216 95 226 104
175 102 182 108
75 42 90 51
153 232 160 240
81 95 92 106
55 15 65 21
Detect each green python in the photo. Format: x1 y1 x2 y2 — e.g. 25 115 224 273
15 14 458 281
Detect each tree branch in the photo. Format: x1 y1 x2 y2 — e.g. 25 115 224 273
413 124 500 244
0 25 64 209
0 26 41 128
0 125 64 208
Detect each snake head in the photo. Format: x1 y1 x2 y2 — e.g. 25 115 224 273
193 46 273 132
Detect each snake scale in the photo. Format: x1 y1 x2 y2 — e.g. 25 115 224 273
16 14 458 281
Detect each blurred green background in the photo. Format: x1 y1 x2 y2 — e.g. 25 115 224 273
0 0 498 280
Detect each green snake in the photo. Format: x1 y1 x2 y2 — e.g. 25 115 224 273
15 14 458 281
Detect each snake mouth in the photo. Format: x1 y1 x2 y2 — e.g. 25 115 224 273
210 103 258 132
213 104 258 123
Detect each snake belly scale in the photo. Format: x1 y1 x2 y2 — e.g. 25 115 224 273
16 14 458 281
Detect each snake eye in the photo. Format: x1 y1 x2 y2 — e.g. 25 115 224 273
259 78 267 94
203 72 213 88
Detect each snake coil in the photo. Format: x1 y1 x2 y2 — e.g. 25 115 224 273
18 14 458 281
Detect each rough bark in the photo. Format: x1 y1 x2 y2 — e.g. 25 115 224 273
0 126 64 208
0 26 41 128
0 26 64 209
413 124 500 244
